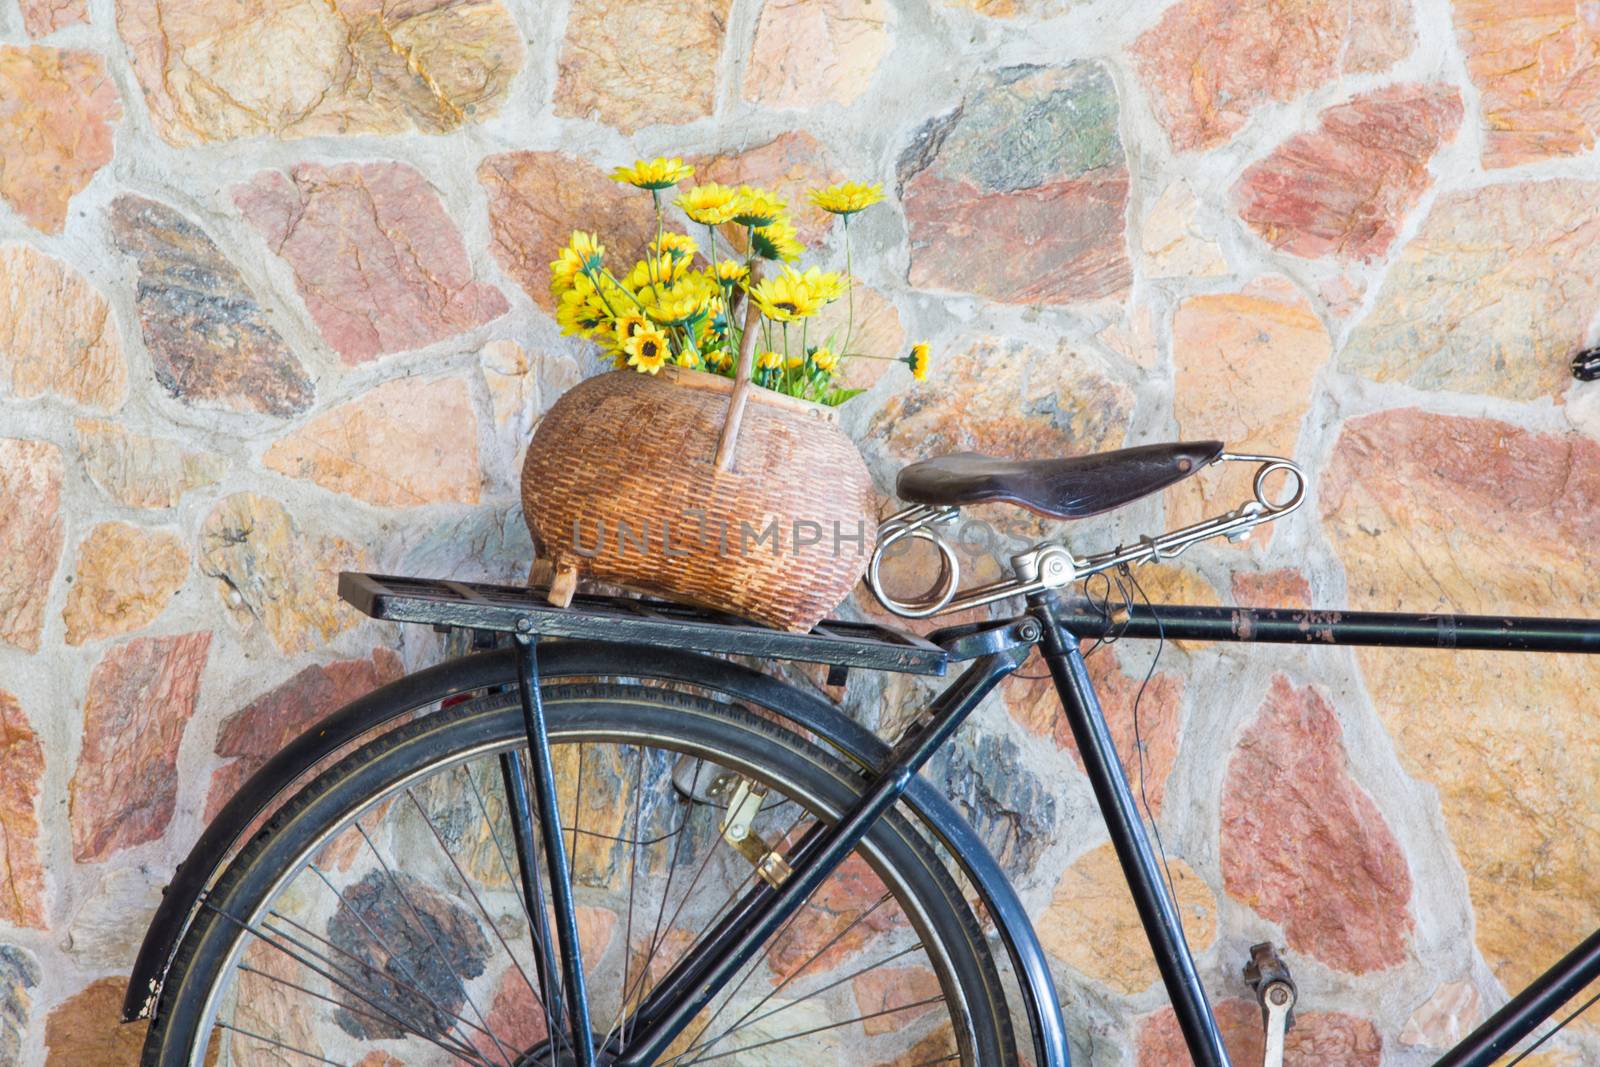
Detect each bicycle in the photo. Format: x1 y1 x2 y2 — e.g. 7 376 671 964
122 352 1600 1067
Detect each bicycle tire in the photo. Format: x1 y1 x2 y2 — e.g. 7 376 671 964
142 682 1016 1066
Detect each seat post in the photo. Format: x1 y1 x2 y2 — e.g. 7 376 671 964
1028 591 1232 1067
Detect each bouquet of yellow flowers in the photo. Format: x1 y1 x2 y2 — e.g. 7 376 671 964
549 156 929 405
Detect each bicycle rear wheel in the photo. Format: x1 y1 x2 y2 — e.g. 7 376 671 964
142 682 1015 1066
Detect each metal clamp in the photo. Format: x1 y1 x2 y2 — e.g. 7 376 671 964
1244 942 1297 1067
869 453 1308 620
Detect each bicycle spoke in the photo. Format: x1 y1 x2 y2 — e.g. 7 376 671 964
214 1021 349 1066
687 996 947 1064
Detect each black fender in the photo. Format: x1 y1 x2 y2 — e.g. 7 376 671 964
125 641 1070 1067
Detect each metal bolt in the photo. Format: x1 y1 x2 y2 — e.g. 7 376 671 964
1018 620 1042 642
1267 984 1291 1007
515 616 533 633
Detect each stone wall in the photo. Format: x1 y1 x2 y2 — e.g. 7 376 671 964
0 0 1597 1063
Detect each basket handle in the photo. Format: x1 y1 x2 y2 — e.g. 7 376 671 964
713 262 764 472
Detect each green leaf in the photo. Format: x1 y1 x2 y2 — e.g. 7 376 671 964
820 387 866 407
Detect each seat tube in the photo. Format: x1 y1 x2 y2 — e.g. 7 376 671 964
1030 593 1232 1067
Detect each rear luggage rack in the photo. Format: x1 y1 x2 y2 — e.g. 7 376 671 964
339 572 950 676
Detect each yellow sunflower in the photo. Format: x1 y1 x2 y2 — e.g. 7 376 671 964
647 289 711 327
549 231 604 291
623 254 685 293
797 267 848 304
731 186 786 227
609 313 649 343
555 282 609 338
811 346 838 372
651 232 700 262
676 183 741 225
907 342 931 382
711 259 748 285
756 350 784 371
624 326 673 374
808 181 884 217
749 219 803 263
611 157 694 190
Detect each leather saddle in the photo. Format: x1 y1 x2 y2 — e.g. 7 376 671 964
896 441 1224 520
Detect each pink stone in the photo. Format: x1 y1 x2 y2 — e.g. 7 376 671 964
554 0 731 133
0 692 45 929
851 963 940 1035
1235 84 1462 261
1137 997 1381 1066
20 0 88 36
69 632 212 861
0 46 120 234
743 0 893 110
0 438 64 654
1221 675 1413 974
1454 0 1600 168
205 649 403 820
472 966 548 1061
235 162 508 364
766 853 906 980
1130 0 1413 152
1231 568 1312 610
262 376 483 507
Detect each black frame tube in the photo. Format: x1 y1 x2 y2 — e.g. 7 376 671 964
1055 602 1600 653
1037 593 1232 1067
513 634 596 1067
615 649 1025 1066
1432 927 1600 1067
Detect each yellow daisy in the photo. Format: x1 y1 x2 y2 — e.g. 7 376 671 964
797 266 848 304
750 219 804 263
549 231 604 290
711 259 748 285
676 183 741 225
757 350 784 371
647 290 710 327
907 342 930 382
808 180 884 217
731 186 785 227
811 346 838 372
651 232 701 262
609 313 649 343
786 352 806 369
611 157 694 190
623 254 685 293
555 283 608 338
624 326 673 373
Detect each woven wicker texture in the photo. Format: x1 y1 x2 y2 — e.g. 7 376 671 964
521 369 877 632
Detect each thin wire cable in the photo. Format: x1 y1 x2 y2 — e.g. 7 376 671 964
1506 986 1600 1065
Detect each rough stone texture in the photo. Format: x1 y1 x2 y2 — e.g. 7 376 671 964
205 649 402 819
1137 997 1382 1066
1400 980 1482 1049
480 150 660 312
0 439 64 655
809 283 904 389
63 866 163 968
75 418 224 509
0 947 40 1066
852 963 940 1035
1340 179 1600 402
1039 842 1216 995
0 694 46 929
481 340 582 438
944 0 1076 14
694 131 847 248
1005 646 1183 814
264 376 482 506
1231 567 1312 610
1221 675 1414 974
743 0 893 110
108 194 315 417
766 853 906 979
902 63 1131 304
0 243 126 411
931 728 1056 877
69 632 211 861
1168 278 1330 539
43 976 146 1066
236 162 508 363
116 0 524 146
1142 180 1227 278
1130 0 1414 152
198 493 364 654
21 0 88 36
1235 84 1463 262
62 522 190 645
326 869 490 1040
1454 0 1600 168
0 46 119 234
472 966 547 1060
554 0 732 133
1323 409 1600 1003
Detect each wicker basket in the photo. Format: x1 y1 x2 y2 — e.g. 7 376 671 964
520 364 877 632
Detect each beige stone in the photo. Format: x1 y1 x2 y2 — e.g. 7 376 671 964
1341 179 1600 402
116 0 523 146
75 418 224 509
1037 842 1217 994
481 340 582 433
264 377 482 507
807 283 905 391
0 47 120 234
0 692 45 929
743 0 893 110
1322 409 1600 1006
63 523 189 645
1400 980 1482 1048
0 438 64 654
21 0 88 36
1168 278 1330 543
554 0 732 133
0 244 126 411
1142 180 1227 278
198 493 364 654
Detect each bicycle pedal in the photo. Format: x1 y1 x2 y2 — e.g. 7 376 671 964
1244 942 1297 1067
